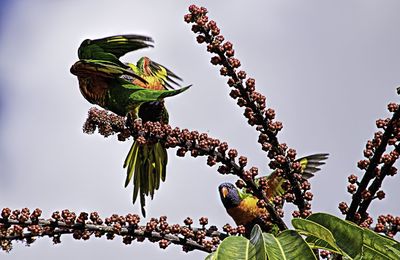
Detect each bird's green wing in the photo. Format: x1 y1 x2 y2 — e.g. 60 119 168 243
78 34 154 66
122 83 191 102
70 59 146 83
262 153 329 200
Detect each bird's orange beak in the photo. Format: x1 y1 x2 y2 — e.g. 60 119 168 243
221 187 229 198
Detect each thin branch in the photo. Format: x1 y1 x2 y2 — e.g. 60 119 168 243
0 208 230 253
357 145 400 218
346 104 400 222
185 5 312 217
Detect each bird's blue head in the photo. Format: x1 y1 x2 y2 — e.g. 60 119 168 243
218 182 241 209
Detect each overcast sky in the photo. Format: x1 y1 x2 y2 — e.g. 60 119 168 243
1 1 400 259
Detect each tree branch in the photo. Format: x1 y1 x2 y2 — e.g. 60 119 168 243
83 108 287 230
0 208 230 253
184 5 314 218
345 103 400 222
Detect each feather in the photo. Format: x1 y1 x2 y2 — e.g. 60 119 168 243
78 34 154 62
124 142 139 187
263 153 329 199
132 146 143 205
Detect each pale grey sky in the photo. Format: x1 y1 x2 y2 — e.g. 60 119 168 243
1 1 400 259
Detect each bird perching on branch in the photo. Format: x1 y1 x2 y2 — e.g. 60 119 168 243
219 153 329 232
71 34 191 217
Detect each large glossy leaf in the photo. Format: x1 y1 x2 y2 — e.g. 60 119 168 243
307 213 363 258
264 230 317 260
249 226 316 260
249 225 267 260
206 226 316 260
386 245 400 258
360 228 399 259
307 213 400 259
292 218 342 254
305 235 343 254
206 236 256 260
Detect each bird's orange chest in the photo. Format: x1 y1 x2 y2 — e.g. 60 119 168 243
226 197 267 226
132 77 165 91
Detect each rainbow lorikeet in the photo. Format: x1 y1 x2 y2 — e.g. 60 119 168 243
70 35 191 216
218 153 329 231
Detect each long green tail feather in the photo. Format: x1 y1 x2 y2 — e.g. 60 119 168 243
147 149 154 198
154 142 167 184
154 144 161 191
123 141 168 217
124 142 139 187
132 152 142 204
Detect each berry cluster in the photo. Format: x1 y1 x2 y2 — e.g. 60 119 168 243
319 250 331 259
222 224 246 236
83 107 287 230
342 102 400 225
83 107 130 140
373 214 400 237
185 5 314 218
0 208 232 253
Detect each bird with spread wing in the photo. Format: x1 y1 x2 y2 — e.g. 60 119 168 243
70 35 190 216
218 153 329 232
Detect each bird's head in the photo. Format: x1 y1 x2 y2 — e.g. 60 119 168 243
77 39 91 58
137 56 152 76
218 182 241 209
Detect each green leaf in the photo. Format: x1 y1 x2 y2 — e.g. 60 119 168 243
305 235 342 254
386 245 400 257
357 244 392 260
249 225 267 260
307 213 400 259
207 236 256 260
208 227 317 260
307 213 363 258
292 218 342 254
361 228 399 259
205 252 215 260
264 230 317 260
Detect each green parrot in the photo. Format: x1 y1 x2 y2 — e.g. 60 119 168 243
70 34 191 216
218 153 329 232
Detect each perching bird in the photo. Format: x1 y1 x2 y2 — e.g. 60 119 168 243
70 35 191 217
218 153 329 232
